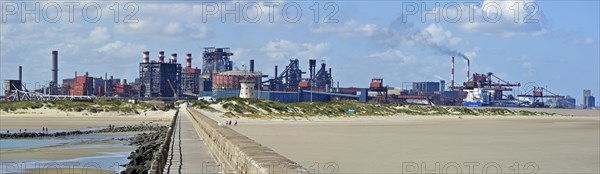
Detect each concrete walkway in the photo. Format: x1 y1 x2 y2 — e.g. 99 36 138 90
165 106 218 174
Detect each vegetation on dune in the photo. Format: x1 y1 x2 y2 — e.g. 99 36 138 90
187 100 219 112
0 99 176 114
210 97 556 118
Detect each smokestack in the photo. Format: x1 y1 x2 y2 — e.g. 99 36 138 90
51 50 58 86
309 59 316 81
85 72 89 77
104 73 108 97
451 57 454 88
466 59 470 82
329 68 332 77
250 59 255 72
186 53 192 68
143 51 150 63
18 66 22 82
75 71 77 78
170 53 177 64
158 51 165 63
274 65 278 79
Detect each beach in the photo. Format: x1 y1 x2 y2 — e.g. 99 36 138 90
0 108 175 173
0 108 174 131
215 109 600 173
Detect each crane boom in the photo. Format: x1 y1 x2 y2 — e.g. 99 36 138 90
167 79 178 100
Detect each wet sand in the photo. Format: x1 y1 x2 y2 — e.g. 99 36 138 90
229 115 600 173
0 108 174 131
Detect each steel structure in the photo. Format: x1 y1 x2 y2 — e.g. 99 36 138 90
314 62 333 88
265 59 304 91
202 47 233 76
451 72 520 101
518 86 564 107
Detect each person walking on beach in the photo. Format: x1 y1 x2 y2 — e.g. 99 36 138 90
234 120 238 126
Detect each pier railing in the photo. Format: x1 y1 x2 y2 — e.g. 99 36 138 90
148 109 179 174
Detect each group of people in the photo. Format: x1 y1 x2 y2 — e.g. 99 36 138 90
219 120 238 126
4 127 50 134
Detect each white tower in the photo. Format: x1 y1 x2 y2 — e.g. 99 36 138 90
239 81 256 99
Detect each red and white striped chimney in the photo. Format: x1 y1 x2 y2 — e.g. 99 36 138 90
170 53 177 64
143 51 150 63
158 51 165 63
451 57 454 88
186 53 192 68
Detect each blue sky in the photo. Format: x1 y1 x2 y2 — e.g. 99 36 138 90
1 0 598 104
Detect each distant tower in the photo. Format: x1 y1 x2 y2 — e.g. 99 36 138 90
239 80 256 99
50 50 58 95
583 89 595 109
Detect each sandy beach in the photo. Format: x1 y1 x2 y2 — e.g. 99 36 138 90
207 109 600 173
0 108 174 131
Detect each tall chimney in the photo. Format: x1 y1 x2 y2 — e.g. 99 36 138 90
158 51 165 63
186 53 192 68
309 59 316 81
170 53 177 64
466 59 470 82
51 50 58 86
143 51 150 63
18 66 22 82
451 57 455 88
75 71 77 78
249 59 255 72
104 73 108 97
274 65 278 79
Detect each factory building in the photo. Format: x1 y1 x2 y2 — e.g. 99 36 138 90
583 90 596 109
212 70 262 90
200 47 234 92
181 53 201 95
412 81 441 94
139 51 182 98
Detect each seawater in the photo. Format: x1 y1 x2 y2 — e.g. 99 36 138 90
0 131 136 173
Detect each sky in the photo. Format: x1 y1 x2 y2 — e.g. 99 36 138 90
0 0 598 105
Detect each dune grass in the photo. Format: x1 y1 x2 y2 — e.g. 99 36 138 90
212 97 556 118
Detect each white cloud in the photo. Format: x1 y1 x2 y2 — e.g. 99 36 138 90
70 26 110 44
310 20 387 37
261 39 330 61
114 19 210 40
368 49 416 63
457 0 547 38
411 23 462 46
95 41 146 57
514 56 535 76
566 37 597 46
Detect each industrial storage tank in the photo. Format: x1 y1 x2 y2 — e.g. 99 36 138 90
212 70 262 90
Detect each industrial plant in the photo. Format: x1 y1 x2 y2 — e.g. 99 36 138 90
1 48 595 109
